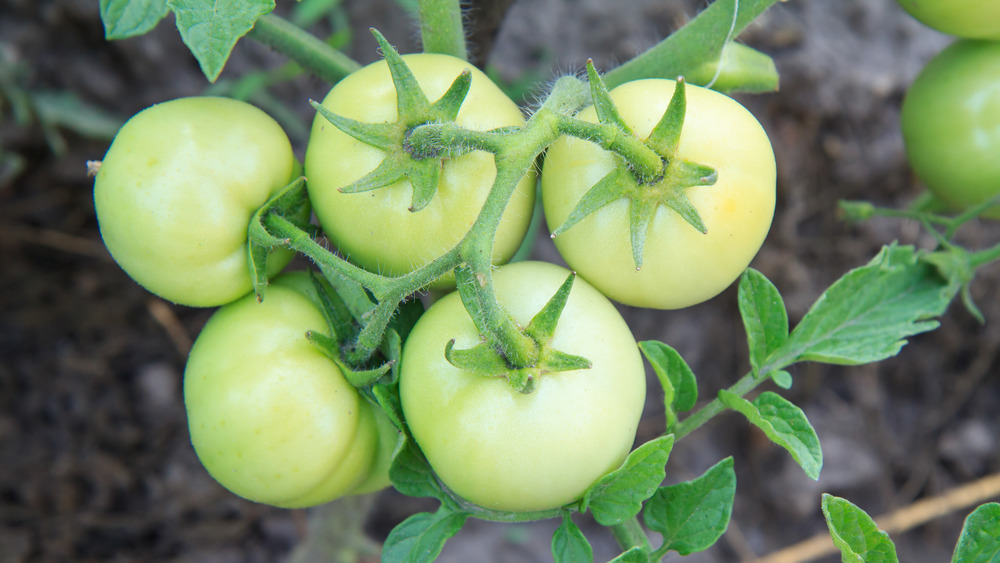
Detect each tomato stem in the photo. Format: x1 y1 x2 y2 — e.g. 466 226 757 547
247 14 361 85
417 0 468 61
673 370 760 442
609 517 653 556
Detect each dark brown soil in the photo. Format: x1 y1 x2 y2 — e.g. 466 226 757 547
2 1 998 562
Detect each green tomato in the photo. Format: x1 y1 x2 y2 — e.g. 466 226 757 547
901 40 1000 213
304 54 535 285
184 272 396 508
896 0 1000 39
541 79 776 310
94 96 298 307
399 261 646 512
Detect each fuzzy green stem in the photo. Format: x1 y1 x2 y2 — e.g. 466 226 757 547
610 517 653 555
247 14 361 84
673 370 759 441
971 240 1000 268
553 113 663 181
263 213 384 289
418 0 468 60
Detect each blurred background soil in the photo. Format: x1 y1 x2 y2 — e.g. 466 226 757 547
2 0 998 561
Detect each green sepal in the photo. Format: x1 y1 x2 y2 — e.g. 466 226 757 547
646 76 686 155
371 28 427 118
246 175 312 301
309 101 395 149
446 271 591 394
550 167 631 239
586 60 630 133
307 270 355 344
305 330 392 388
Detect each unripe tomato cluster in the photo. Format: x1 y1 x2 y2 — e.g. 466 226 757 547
92 49 776 512
897 1 1000 214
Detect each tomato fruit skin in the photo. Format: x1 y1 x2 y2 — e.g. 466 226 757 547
901 40 1000 213
304 54 535 286
541 79 776 310
895 0 1000 39
399 261 646 512
94 97 298 307
183 272 393 508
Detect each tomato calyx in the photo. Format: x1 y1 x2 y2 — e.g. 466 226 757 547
246 176 313 300
444 272 592 393
308 29 473 212
551 66 718 270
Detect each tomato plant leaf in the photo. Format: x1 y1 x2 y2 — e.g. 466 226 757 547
389 436 448 502
609 547 649 563
552 513 593 563
684 42 779 94
644 457 736 556
382 507 470 563
639 341 697 431
718 390 822 480
738 268 789 376
770 369 792 389
580 435 674 526
771 244 959 368
167 0 276 82
923 246 984 323
602 0 781 89
952 502 1000 563
100 0 170 39
821 494 899 563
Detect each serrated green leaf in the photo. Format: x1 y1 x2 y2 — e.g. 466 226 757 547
952 502 1000 563
382 507 469 563
821 494 898 563
581 435 674 526
639 341 697 431
644 457 736 556
738 268 789 375
552 513 593 563
389 435 448 502
100 0 169 39
718 391 821 480
609 547 649 563
168 0 276 82
773 245 958 368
